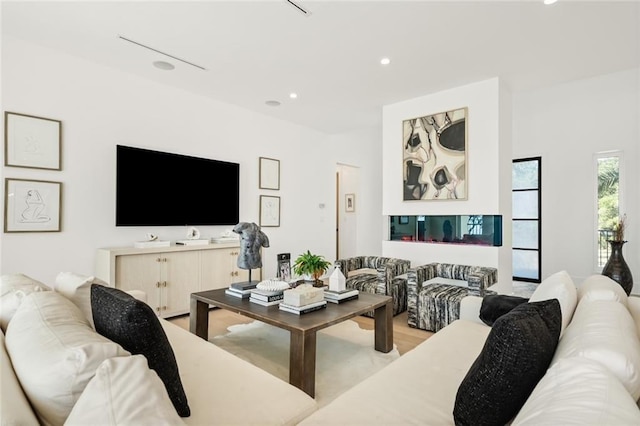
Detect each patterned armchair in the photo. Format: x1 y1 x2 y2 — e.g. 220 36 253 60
407 263 498 329
334 256 411 316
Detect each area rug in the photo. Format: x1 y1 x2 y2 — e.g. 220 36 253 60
211 320 400 406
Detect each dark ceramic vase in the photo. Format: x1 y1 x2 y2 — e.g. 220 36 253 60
602 240 634 295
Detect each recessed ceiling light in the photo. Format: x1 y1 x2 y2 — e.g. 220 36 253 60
265 100 281 107
380 57 391 65
543 0 557 5
289 93 298 99
153 60 175 70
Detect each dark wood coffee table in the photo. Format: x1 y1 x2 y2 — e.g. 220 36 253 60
189 288 393 397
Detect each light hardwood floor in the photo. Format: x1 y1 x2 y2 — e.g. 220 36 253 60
168 308 434 356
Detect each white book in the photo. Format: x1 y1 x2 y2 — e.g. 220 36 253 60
279 301 327 315
324 289 358 299
249 297 282 306
175 239 210 246
279 300 327 311
134 240 171 248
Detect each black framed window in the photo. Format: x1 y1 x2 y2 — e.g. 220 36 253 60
512 157 541 283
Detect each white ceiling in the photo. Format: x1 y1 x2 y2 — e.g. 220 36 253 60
3 1 639 134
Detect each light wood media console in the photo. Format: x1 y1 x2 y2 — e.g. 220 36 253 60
95 243 261 318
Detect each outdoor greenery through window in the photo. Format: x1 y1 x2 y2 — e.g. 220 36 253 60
597 153 622 268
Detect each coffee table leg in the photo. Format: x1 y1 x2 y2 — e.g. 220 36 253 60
374 299 393 352
189 297 209 340
289 330 317 398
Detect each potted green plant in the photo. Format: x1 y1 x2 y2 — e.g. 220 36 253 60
293 250 332 286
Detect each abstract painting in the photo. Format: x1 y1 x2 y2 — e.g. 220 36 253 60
402 107 467 201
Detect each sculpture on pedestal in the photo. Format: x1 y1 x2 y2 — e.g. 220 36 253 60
233 222 270 283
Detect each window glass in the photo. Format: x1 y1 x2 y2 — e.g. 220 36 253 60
596 154 621 268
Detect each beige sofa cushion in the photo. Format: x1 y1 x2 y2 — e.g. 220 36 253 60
5 291 130 426
577 274 628 306
160 319 317 425
0 273 50 332
299 320 490 425
66 355 185 426
0 329 39 426
53 271 107 328
529 270 577 336
552 299 640 400
513 357 640 425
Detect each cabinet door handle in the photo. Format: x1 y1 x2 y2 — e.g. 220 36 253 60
156 282 161 288
162 306 167 311
156 258 162 262
163 281 168 287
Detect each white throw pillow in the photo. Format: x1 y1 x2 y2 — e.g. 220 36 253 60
577 274 628 306
54 271 107 328
513 357 640 425
5 291 130 426
66 355 185 426
0 273 51 332
551 299 640 400
529 270 577 336
1 329 40 426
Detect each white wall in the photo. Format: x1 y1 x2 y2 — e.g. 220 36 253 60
381 78 512 293
330 126 384 259
513 67 640 292
1 37 384 284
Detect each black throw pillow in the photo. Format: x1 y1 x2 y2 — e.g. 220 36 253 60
479 294 529 326
90 284 190 417
453 299 561 426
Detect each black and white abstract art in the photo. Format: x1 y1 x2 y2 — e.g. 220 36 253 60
402 107 467 201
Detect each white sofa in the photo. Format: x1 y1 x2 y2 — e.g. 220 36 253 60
0 272 317 426
4 270 640 425
300 271 640 425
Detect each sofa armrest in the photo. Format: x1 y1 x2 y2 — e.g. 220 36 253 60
459 295 486 325
467 267 498 291
376 259 411 295
407 263 438 328
335 257 365 276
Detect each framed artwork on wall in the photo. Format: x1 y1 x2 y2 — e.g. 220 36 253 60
402 106 467 201
4 112 62 170
259 157 280 190
345 193 355 212
259 195 280 227
4 178 62 232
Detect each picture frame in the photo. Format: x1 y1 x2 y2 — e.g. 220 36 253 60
259 195 280 227
402 106 467 201
259 157 280 190
5 112 62 170
345 193 355 212
4 178 62 232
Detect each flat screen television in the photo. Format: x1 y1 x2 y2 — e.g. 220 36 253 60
116 145 239 226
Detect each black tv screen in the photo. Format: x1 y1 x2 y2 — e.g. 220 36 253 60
116 145 239 226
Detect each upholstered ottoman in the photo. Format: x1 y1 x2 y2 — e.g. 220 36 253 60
418 283 495 332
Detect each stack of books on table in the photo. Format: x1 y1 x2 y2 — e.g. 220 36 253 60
249 288 285 306
324 288 359 304
279 285 327 315
225 281 258 299
279 300 327 315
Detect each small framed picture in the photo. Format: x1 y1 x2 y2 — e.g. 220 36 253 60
259 195 280 227
259 157 280 190
4 178 62 232
5 112 62 170
345 193 355 212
